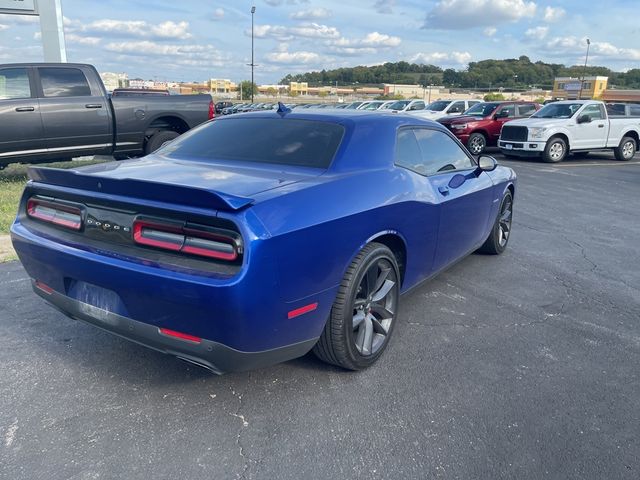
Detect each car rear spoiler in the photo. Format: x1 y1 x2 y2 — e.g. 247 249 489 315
27 166 254 212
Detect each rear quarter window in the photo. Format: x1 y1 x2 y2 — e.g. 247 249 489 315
160 117 345 169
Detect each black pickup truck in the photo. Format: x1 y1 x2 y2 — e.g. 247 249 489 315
0 63 214 168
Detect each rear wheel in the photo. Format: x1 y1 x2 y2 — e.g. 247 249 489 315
313 243 400 370
478 190 513 255
467 133 487 155
614 136 636 161
145 130 179 155
542 137 567 163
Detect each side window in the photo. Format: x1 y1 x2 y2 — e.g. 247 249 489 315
629 105 640 117
0 68 32 100
448 101 465 113
409 101 425 111
497 104 516 118
581 104 604 121
39 67 92 97
517 104 537 116
468 100 480 108
606 103 626 117
395 129 425 174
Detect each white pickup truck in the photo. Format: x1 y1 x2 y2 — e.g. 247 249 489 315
498 100 640 162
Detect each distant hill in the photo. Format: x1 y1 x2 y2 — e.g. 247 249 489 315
280 56 640 90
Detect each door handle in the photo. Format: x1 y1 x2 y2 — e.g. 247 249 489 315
15 106 35 112
597 124 604 128
85 104 103 109
438 186 450 196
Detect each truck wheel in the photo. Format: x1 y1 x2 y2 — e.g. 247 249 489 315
467 133 487 155
614 137 636 161
542 137 567 163
145 130 179 155
313 243 400 370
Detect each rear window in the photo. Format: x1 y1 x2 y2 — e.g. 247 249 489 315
39 67 92 97
160 117 345 169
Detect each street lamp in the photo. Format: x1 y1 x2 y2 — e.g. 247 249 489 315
249 6 256 102
579 38 591 100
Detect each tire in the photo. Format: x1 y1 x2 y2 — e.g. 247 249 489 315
478 190 513 255
145 130 180 155
467 133 487 155
313 242 400 370
542 136 567 163
614 136 636 161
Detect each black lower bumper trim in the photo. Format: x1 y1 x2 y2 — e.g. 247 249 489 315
33 282 318 374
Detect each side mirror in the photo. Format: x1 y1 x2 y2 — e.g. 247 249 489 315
577 114 591 124
477 155 498 172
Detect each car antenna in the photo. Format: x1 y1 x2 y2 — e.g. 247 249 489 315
277 101 291 116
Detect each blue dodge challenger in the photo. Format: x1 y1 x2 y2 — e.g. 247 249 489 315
10 107 516 373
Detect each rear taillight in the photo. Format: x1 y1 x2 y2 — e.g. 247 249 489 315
133 218 241 261
27 198 82 231
208 100 215 120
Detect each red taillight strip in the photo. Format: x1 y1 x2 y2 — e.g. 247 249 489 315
27 198 82 231
159 327 202 343
288 302 318 319
34 280 54 295
133 221 183 251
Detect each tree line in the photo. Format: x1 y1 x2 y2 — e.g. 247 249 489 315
280 56 640 90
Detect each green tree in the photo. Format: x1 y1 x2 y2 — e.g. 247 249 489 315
484 92 505 101
239 80 258 100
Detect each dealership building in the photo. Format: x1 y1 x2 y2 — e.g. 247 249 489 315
551 76 609 100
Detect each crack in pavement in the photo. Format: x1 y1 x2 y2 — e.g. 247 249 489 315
228 388 252 480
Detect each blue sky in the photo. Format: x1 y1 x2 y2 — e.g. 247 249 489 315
1 0 639 83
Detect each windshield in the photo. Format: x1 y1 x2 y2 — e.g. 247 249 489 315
159 118 345 169
464 102 500 116
532 103 582 119
385 100 409 110
426 101 450 111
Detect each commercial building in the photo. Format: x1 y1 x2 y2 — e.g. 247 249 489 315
208 78 236 94
551 76 608 100
289 82 309 96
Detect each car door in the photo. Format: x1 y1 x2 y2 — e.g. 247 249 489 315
572 104 608 150
35 66 112 155
396 127 494 272
0 66 45 159
491 103 517 142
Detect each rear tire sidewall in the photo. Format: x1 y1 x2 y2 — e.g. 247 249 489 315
543 137 567 163
341 247 400 368
615 137 636 161
145 130 180 155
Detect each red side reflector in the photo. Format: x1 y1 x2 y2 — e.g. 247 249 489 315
34 280 54 295
287 302 318 319
159 327 202 343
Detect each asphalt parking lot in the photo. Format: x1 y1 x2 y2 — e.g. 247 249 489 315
1 151 639 480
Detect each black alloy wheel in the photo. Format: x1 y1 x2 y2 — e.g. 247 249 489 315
478 190 513 255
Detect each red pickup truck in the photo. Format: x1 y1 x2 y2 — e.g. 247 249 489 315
438 101 540 154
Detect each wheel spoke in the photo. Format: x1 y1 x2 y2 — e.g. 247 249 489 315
370 315 389 336
370 302 394 319
365 262 378 296
356 315 374 355
372 265 391 297
353 310 366 329
500 209 512 223
353 298 367 308
371 279 395 302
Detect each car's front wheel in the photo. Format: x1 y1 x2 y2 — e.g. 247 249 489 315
314 242 400 370
478 190 513 255
542 136 567 163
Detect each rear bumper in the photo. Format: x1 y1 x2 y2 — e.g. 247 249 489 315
33 281 317 374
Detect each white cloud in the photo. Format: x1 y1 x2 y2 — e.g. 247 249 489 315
66 33 101 46
0 24 8 32
104 40 230 67
290 8 331 20
72 19 192 40
542 36 640 61
410 51 472 65
252 22 340 41
266 50 320 64
424 0 537 29
373 0 396 14
264 0 310 5
484 27 497 36
213 8 225 20
543 6 565 22
328 32 401 55
525 26 549 40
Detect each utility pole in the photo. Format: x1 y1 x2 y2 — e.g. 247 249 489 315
578 38 591 100
249 6 256 103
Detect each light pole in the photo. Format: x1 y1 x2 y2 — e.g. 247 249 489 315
250 6 256 102
578 38 591 100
